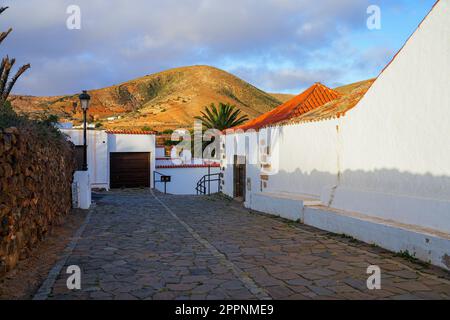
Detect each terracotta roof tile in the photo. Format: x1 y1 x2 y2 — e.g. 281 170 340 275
279 79 375 125
106 130 157 135
231 83 341 131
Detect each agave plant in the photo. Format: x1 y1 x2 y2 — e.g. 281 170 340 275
0 6 30 106
195 102 249 130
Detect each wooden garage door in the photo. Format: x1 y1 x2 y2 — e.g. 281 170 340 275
110 152 150 188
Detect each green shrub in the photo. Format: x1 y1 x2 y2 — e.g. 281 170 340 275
1 101 66 144
141 126 153 132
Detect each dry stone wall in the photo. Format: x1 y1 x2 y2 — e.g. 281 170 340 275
0 126 76 274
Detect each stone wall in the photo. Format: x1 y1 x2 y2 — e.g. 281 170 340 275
0 126 76 274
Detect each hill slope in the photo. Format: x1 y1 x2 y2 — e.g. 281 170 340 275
269 93 296 103
10 65 282 130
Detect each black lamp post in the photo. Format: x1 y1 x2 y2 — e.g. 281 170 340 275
79 90 91 171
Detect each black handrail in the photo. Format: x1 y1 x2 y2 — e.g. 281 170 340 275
196 172 221 195
154 171 170 194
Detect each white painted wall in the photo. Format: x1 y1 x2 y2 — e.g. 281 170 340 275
221 131 260 200
156 147 166 158
329 0 450 233
63 130 156 189
108 134 155 153
155 166 220 195
62 129 109 189
223 123 338 207
73 171 91 209
224 1 450 233
221 1 450 268
221 134 235 198
265 122 339 199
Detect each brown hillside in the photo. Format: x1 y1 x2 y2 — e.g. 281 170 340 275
334 79 375 95
269 93 296 103
10 65 282 131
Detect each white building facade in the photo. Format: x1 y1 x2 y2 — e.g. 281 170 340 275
221 0 450 270
62 129 156 190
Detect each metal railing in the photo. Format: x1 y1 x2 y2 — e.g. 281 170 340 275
153 171 170 194
196 172 221 195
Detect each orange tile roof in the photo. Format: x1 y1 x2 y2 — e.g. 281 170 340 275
279 79 375 125
231 83 341 131
105 130 157 135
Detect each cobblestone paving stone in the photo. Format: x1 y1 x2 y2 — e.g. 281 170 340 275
47 189 450 300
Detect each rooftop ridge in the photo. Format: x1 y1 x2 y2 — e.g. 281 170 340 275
105 129 157 135
230 82 340 132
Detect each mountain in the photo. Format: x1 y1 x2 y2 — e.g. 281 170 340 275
269 93 296 103
333 79 375 95
10 65 282 131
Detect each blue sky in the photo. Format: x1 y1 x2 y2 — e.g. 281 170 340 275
1 0 437 96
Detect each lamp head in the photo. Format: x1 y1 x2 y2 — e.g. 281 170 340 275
78 90 91 111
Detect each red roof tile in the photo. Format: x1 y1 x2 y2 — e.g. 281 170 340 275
279 79 375 125
231 83 341 131
106 130 157 135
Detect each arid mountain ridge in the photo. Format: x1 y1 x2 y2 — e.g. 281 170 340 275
10 65 289 131
10 65 368 131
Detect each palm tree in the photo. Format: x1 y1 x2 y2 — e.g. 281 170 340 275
195 102 249 130
0 6 30 106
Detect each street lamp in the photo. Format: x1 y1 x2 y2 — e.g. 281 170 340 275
79 90 91 171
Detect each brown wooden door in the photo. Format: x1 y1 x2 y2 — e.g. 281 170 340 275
233 156 246 200
110 152 150 188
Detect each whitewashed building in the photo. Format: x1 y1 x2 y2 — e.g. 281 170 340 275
62 129 156 190
221 0 450 270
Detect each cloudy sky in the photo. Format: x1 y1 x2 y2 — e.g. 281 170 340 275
1 0 436 96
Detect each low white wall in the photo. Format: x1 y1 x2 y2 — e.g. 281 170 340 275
251 192 318 221
304 206 450 271
155 166 220 195
73 171 91 209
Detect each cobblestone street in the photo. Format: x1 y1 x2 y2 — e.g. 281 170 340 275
42 189 450 300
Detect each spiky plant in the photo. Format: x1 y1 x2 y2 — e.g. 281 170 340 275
0 6 30 106
195 102 249 131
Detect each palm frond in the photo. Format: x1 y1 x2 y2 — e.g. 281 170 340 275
0 28 12 46
195 102 249 130
0 7 30 104
3 63 30 102
0 7 9 15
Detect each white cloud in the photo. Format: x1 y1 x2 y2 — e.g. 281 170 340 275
1 0 382 95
